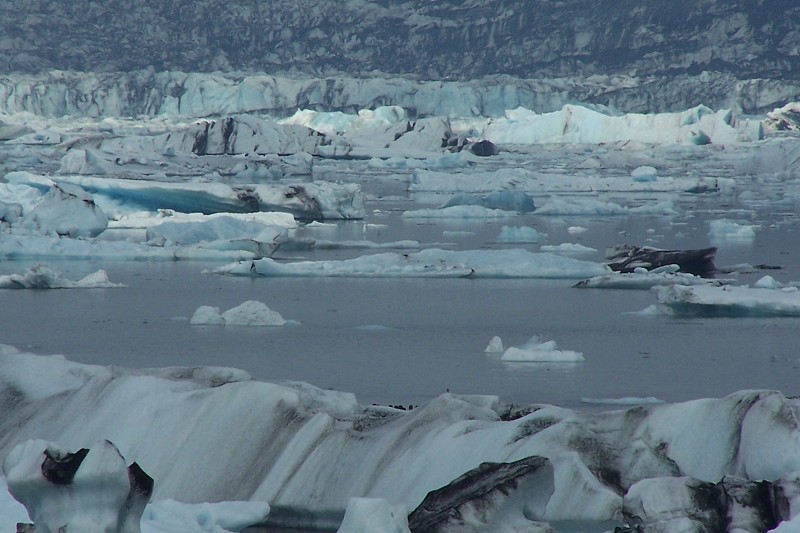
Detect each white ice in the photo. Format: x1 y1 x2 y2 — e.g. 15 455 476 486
708 219 758 244
496 226 545 243
574 265 726 290
500 338 585 363
484 336 505 353
655 284 800 317
190 300 288 327
0 265 124 289
211 249 610 279
3 349 800 529
534 198 679 216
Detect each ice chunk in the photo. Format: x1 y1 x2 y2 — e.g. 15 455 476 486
402 205 518 219
17 182 108 238
708 219 758 244
540 243 596 254
501 336 584 363
0 265 124 289
442 191 535 213
142 499 270 533
497 226 544 243
574 267 726 290
191 301 287 326
3 439 152 533
655 284 800 317
336 498 410 533
535 198 678 216
631 165 658 182
484 336 504 353
212 249 610 279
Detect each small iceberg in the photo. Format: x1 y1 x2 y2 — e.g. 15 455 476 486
500 336 584 363
190 300 288 326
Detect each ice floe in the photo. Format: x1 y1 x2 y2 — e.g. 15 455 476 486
655 284 800 317
211 249 610 279
0 265 124 289
574 265 726 290
499 336 585 363
190 300 288 327
496 226 545 243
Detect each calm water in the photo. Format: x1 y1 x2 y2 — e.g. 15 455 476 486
1 205 799 412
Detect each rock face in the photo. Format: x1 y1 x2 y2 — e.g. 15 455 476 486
2 0 799 82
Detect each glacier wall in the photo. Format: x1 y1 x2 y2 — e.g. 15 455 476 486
1 70 799 119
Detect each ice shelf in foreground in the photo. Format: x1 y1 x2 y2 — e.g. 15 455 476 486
210 248 610 279
1 348 800 532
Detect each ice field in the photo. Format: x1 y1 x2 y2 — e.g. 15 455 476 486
2 72 800 531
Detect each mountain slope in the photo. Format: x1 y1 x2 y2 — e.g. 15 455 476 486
2 0 799 80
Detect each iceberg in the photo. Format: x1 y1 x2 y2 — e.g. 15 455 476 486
534 198 679 216
708 218 758 244
478 105 762 145
500 337 584 363
402 205 519 219
211 249 610 279
190 301 288 327
574 265 727 290
496 226 545 243
0 265 123 289
6 172 366 220
1 350 800 531
655 284 800 317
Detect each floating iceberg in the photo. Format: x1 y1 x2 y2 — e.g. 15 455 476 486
535 198 679 216
708 219 758 244
402 205 518 219
0 265 124 289
500 338 584 363
655 284 800 317
540 243 596 254
190 300 288 327
16 182 108 238
574 265 726 290
441 191 535 213
6 172 365 220
496 226 544 243
211 249 610 279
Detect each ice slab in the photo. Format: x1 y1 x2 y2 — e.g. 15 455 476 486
655 284 800 317
211 249 610 279
0 265 124 289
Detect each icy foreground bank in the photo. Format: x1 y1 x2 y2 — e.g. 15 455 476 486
1 348 800 531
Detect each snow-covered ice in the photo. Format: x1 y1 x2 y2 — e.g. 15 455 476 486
496 226 544 243
211 249 610 279
0 265 124 289
500 337 585 363
655 284 800 317
190 301 288 327
574 265 726 290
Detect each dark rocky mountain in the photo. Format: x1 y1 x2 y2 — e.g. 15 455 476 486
2 0 799 80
